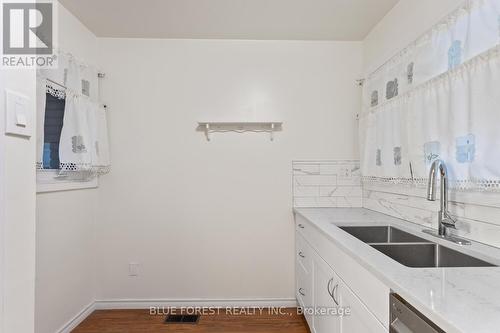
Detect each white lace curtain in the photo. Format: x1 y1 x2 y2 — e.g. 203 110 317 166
360 0 500 191
36 51 110 179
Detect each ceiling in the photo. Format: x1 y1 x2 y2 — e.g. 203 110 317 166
58 0 399 41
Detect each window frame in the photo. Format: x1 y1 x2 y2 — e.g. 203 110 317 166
37 170 98 193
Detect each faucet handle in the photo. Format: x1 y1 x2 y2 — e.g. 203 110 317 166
442 221 457 229
442 212 457 229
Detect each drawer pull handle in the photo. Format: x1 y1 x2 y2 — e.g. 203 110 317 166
327 279 339 306
298 251 305 258
299 288 306 296
327 278 334 298
332 283 339 306
298 224 305 229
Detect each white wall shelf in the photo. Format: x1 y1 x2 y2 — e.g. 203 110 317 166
197 122 283 141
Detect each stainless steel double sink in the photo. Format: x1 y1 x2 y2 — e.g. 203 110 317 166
339 226 496 268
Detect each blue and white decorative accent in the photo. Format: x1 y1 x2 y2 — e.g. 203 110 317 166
448 40 463 70
456 134 476 163
364 0 500 111
376 149 382 166
386 79 398 99
393 147 402 166
360 0 500 192
371 90 379 107
407 63 414 84
424 141 440 165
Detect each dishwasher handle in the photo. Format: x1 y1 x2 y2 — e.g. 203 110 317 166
390 318 413 333
390 294 444 333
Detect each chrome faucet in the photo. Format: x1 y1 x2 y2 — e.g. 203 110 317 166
426 160 456 236
424 160 471 245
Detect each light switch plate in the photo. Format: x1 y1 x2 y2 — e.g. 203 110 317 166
5 89 31 138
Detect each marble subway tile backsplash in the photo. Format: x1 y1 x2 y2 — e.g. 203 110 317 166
293 159 500 248
293 160 362 208
363 183 500 249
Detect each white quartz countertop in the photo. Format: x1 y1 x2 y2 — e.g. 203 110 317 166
294 207 500 333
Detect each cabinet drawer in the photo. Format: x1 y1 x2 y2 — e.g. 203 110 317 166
296 262 311 305
296 217 310 238
296 233 312 274
296 263 313 329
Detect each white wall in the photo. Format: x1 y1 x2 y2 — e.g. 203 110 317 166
34 4 99 333
0 69 37 333
361 0 500 248
96 39 362 302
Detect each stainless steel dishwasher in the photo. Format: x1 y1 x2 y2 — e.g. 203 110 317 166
390 294 445 333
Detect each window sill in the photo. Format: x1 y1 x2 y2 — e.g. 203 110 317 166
37 170 98 193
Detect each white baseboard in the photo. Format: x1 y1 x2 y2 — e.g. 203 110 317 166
56 302 95 333
55 298 297 332
95 298 297 310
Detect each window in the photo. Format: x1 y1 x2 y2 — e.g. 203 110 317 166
36 85 98 193
37 53 110 192
42 93 65 169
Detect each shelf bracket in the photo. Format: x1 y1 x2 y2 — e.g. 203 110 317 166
205 123 211 141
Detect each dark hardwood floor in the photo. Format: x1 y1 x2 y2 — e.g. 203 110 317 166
72 308 310 333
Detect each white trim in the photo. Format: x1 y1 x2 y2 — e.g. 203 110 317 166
0 146 4 333
94 298 297 310
0 76 5 333
56 302 95 333
37 170 98 193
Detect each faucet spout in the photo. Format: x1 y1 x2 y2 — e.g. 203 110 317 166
427 160 447 201
427 163 438 201
427 160 454 236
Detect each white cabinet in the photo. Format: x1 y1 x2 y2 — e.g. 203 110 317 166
296 217 388 333
312 252 341 333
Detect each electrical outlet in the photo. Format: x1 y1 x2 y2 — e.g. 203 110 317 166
128 262 140 277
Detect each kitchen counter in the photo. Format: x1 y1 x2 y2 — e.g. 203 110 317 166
294 207 500 333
